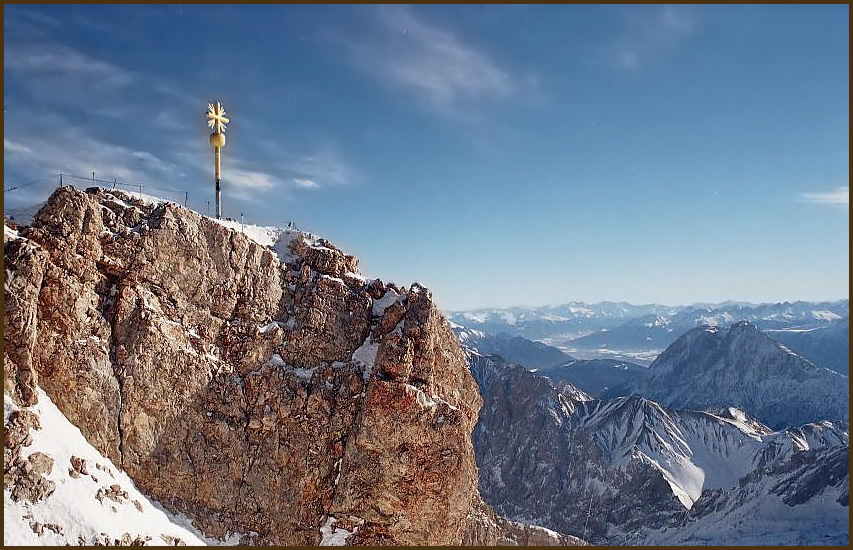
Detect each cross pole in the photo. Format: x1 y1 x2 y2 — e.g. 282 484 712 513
206 101 230 219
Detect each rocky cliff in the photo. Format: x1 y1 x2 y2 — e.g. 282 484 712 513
4 186 581 545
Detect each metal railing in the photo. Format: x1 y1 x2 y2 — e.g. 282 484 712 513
57 172 190 207
5 172 192 207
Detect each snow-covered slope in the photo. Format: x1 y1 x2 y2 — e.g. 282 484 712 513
637 442 849 545
572 397 767 508
4 389 241 546
469 353 849 545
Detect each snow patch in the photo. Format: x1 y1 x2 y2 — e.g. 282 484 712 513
4 223 20 240
319 517 355 546
372 289 401 317
287 367 316 381
404 384 458 411
206 217 334 270
461 312 486 323
352 339 379 382
3 389 217 546
811 309 841 321
267 354 315 381
258 322 279 335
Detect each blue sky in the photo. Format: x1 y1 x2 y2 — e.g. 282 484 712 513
3 5 848 310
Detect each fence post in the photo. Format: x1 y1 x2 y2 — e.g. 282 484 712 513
113 179 117 190
93 172 95 186
60 174 63 187
185 191 188 207
139 185 143 200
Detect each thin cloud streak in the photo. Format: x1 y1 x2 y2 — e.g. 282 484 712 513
346 6 514 112
4 140 32 154
4 43 134 86
230 170 274 190
800 186 849 206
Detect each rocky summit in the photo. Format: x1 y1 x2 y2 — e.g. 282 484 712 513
4 186 583 545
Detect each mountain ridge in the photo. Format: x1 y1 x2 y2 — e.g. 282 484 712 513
467 352 849 545
632 321 848 429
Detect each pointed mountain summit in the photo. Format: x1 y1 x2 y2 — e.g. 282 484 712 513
633 321 848 429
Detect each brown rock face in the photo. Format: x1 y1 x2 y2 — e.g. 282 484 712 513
4 410 56 503
3 186 485 545
3 238 49 407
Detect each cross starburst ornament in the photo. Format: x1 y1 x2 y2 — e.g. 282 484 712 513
206 101 229 134
207 100 229 220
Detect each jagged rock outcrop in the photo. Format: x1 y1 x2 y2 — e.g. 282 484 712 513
4 186 495 545
4 410 56 504
3 238 48 407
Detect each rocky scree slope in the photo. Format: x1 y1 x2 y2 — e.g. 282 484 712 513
4 186 582 545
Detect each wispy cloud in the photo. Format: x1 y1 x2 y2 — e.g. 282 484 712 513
344 6 514 112
4 43 133 86
4 139 32 154
3 7 62 39
288 147 354 188
255 138 357 190
231 170 274 190
800 186 849 207
4 30 357 212
608 5 697 69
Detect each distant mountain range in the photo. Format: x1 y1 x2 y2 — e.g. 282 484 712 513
456 318 848 430
449 301 682 342
451 323 573 368
448 300 850 360
468 353 849 545
455 299 849 544
450 299 849 372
